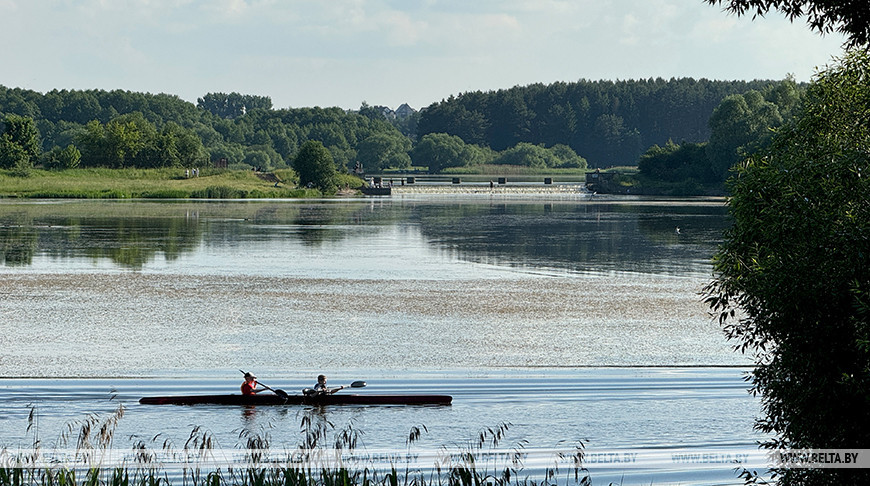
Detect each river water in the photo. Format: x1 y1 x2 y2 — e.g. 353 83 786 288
0 196 761 485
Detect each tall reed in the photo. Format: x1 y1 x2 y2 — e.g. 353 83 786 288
1 408 590 486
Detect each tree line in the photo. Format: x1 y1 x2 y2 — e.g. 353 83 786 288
0 87 412 175
0 86 590 177
416 77 795 168
2 78 797 182
637 78 802 186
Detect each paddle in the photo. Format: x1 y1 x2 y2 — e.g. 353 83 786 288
239 370 289 399
303 380 367 396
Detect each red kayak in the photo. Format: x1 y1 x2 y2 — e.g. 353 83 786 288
139 393 452 406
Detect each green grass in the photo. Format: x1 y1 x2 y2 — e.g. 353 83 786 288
334 172 366 189
598 166 638 174
0 168 333 199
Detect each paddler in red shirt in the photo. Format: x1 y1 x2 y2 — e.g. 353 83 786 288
241 372 265 395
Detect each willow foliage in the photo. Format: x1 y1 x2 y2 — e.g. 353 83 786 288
705 50 870 485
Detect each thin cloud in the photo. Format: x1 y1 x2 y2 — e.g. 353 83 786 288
0 0 848 109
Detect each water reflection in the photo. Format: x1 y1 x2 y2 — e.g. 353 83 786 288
241 406 258 420
0 210 202 269
413 201 728 275
0 199 727 275
1 219 37 265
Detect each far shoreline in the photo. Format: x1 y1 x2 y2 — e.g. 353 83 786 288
0 167 727 200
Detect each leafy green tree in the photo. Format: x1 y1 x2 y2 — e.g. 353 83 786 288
638 140 711 182
549 144 588 169
49 121 87 151
762 75 803 120
165 123 208 168
358 101 384 121
492 143 560 168
134 122 207 169
244 144 283 168
489 142 586 169
418 97 489 147
108 114 154 166
0 134 30 170
0 87 41 119
293 140 337 193
243 150 271 170
591 114 642 166
707 91 783 182
197 92 273 119
327 146 355 172
74 112 205 168
209 143 245 167
411 133 485 173
356 133 412 171
43 144 81 170
704 50 870 485
308 123 349 150
75 120 108 167
488 89 533 150
704 0 870 47
58 90 102 125
0 114 41 165
193 122 223 148
59 144 82 169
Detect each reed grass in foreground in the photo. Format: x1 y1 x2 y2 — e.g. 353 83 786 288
1 406 591 486
0 168 330 199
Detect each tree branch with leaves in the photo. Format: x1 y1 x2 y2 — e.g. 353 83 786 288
704 0 870 47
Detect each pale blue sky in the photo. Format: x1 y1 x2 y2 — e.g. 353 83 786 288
0 0 846 110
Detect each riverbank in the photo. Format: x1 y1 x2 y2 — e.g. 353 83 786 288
0 168 321 198
1 168 726 199
0 168 600 199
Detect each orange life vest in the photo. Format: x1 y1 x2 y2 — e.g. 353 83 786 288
241 380 257 395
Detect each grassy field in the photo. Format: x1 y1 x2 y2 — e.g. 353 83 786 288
0 168 330 199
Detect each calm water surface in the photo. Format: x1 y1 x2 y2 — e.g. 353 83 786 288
0 197 759 485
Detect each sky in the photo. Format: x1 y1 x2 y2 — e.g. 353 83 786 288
0 0 848 111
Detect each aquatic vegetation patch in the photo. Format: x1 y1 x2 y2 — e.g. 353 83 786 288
0 407 589 486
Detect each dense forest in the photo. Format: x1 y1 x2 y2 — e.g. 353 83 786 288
417 78 795 167
1 77 799 186
637 79 802 188
0 87 409 174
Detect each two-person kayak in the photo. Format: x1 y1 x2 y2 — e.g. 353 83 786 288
140 372 451 406
139 393 452 406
